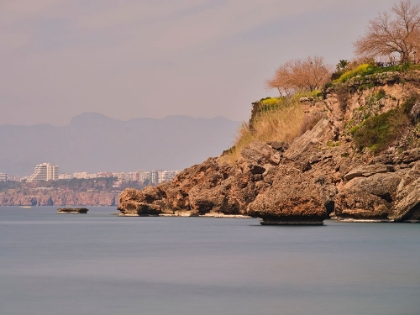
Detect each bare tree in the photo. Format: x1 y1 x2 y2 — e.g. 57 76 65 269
266 60 295 96
266 56 331 95
354 0 420 64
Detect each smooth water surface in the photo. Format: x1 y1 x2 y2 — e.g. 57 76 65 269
0 206 419 315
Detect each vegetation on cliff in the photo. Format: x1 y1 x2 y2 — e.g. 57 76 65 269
224 0 420 164
118 0 420 224
350 95 419 153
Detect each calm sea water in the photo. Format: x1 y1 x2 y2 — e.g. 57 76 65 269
0 206 419 315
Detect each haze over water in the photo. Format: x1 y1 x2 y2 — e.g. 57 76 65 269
1 207 419 315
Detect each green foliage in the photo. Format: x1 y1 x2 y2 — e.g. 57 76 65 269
334 64 371 83
327 140 340 147
336 60 349 71
334 63 420 84
351 108 410 154
254 97 284 116
376 88 386 100
401 95 418 115
259 97 282 106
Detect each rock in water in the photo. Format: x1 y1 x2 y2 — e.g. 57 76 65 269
247 166 327 225
57 207 89 214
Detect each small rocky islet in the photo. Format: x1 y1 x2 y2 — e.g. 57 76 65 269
57 207 89 214
118 70 420 225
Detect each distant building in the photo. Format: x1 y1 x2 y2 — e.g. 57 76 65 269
96 172 114 178
141 171 152 184
73 172 90 179
58 173 72 180
115 172 130 183
151 171 159 185
158 170 179 183
7 175 20 182
0 172 7 182
27 163 59 182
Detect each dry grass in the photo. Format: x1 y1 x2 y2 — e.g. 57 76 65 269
221 100 306 165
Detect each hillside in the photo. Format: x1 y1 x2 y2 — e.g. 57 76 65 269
118 66 420 223
0 178 124 206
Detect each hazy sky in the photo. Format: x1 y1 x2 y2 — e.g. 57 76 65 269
0 0 398 125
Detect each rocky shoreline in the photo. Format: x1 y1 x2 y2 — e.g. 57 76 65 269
118 72 420 224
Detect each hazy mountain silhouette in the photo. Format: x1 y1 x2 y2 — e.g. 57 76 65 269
0 113 241 176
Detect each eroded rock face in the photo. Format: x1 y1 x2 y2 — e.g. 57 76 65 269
118 84 420 223
0 190 118 206
391 162 420 222
118 122 332 224
118 144 281 217
247 166 327 225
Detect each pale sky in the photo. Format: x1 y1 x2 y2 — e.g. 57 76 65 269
0 0 398 125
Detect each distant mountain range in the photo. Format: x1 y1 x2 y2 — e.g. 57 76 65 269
0 113 241 176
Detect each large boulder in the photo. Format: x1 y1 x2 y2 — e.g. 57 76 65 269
391 162 420 222
335 171 403 220
284 118 332 160
118 187 166 216
247 166 327 225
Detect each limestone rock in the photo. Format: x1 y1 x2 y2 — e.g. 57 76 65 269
335 172 403 220
344 164 394 181
241 141 280 165
409 102 420 123
247 166 327 225
391 162 420 222
117 78 420 224
284 118 332 160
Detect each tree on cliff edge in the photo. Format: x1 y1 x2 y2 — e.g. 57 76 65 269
354 0 420 64
266 56 331 95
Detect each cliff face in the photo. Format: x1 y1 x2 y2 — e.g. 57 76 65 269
118 71 420 223
0 189 119 206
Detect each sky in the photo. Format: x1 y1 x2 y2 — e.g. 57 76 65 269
0 0 399 126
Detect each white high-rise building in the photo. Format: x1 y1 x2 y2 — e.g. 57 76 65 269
151 171 159 185
158 170 179 183
0 173 7 182
27 163 59 182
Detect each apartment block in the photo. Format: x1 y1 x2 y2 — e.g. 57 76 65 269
0 172 7 182
27 163 59 182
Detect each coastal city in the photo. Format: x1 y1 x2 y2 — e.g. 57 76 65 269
0 162 180 188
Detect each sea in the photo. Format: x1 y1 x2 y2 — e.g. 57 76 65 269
0 206 419 315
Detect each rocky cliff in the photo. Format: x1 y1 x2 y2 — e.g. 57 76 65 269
0 188 119 206
118 70 420 224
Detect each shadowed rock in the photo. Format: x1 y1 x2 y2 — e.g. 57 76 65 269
57 207 89 214
247 166 327 225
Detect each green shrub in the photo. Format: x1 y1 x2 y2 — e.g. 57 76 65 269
376 88 386 100
352 108 410 154
335 64 371 83
334 63 418 84
401 95 418 115
260 97 281 106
